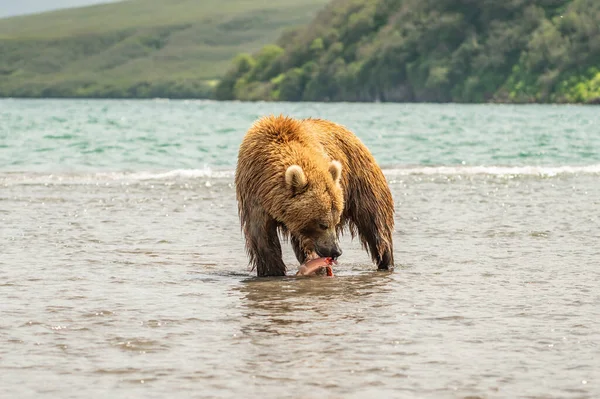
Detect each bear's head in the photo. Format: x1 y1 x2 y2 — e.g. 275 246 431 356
283 160 344 260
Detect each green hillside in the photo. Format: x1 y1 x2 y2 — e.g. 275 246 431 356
0 0 327 98
217 0 600 104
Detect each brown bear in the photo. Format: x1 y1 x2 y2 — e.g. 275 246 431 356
235 115 394 277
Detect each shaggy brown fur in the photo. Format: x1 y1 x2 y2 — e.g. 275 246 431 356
235 115 394 277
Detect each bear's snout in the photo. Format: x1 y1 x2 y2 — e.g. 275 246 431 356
315 242 343 260
330 246 343 260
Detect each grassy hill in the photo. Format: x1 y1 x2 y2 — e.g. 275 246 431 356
217 0 600 104
0 0 328 98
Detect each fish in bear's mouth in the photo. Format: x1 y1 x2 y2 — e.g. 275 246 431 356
296 257 337 277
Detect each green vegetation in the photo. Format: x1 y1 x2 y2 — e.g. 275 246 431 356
218 0 600 103
0 0 327 98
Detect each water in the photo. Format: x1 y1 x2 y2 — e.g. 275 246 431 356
1 99 599 398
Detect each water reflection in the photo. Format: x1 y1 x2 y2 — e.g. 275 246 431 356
236 271 396 337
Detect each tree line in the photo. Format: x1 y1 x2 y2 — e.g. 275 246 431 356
216 0 600 103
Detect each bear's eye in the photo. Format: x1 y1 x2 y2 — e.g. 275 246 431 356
319 223 329 230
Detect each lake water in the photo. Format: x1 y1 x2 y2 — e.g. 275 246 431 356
1 99 599 398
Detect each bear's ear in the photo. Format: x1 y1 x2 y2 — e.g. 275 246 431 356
285 165 307 193
329 160 342 186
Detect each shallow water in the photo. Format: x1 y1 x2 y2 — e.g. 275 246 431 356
1 99 599 398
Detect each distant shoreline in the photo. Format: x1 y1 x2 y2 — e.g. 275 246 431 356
1 95 598 105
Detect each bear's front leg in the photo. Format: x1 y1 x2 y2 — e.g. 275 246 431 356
245 207 287 277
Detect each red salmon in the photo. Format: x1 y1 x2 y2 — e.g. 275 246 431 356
296 257 335 277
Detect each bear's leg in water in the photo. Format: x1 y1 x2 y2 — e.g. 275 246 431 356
245 206 287 277
347 183 395 270
356 217 394 270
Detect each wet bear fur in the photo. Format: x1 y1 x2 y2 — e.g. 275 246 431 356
235 115 395 277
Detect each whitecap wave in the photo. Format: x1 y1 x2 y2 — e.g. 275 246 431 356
0 167 233 185
382 164 600 177
107 168 234 180
1 164 599 185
